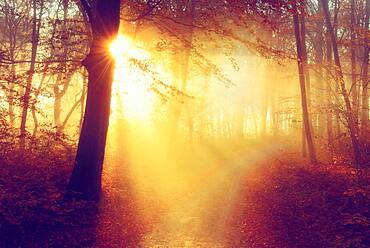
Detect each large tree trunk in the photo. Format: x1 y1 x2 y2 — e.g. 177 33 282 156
361 0 369 136
67 0 120 200
321 0 362 165
293 7 318 164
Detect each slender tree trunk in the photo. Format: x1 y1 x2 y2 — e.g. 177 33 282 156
350 0 358 116
168 0 195 144
8 62 16 127
30 66 49 138
302 123 307 157
54 1 71 135
270 71 278 137
61 94 84 131
316 0 325 138
332 0 342 141
53 89 62 131
261 84 268 137
252 107 258 138
31 108 38 138
322 0 362 165
67 0 120 200
300 14 310 157
361 0 369 136
5 5 17 128
199 73 209 141
271 91 278 136
19 0 42 149
300 15 312 111
326 32 334 154
293 8 318 164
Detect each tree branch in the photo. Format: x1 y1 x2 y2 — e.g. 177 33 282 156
123 0 162 22
80 0 95 24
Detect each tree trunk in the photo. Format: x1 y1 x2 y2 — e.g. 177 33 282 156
322 0 362 165
300 15 312 111
31 108 38 138
350 0 358 116
54 0 69 135
326 32 334 154
315 0 325 138
53 88 62 132
4 4 17 128
271 78 278 137
293 8 318 164
8 62 16 127
361 0 369 136
261 84 268 137
19 0 42 149
67 0 120 200
300 14 311 157
168 0 195 144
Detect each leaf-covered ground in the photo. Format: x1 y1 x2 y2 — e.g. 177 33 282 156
0 144 369 247
229 162 370 248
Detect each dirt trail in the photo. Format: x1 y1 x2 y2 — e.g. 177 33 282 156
98 121 283 248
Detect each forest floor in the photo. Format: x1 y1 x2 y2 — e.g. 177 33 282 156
0 139 369 248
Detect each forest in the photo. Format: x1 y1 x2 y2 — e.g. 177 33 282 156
0 0 369 247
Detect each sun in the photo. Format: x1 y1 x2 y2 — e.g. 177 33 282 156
110 35 149 62
109 35 153 121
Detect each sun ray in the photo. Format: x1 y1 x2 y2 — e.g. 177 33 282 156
109 35 153 121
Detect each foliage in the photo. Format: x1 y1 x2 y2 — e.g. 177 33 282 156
233 158 370 248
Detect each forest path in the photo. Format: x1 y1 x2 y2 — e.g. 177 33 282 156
97 120 283 248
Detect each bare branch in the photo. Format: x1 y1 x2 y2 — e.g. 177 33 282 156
80 0 95 24
123 0 162 22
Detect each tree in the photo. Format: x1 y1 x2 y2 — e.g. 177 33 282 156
350 0 358 116
167 0 196 144
313 0 325 139
321 0 362 165
361 0 369 136
325 28 334 155
19 0 44 150
0 0 31 128
52 0 73 135
67 0 120 200
292 2 318 164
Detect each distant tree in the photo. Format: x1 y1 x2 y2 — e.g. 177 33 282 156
350 0 358 116
360 0 369 136
0 0 31 127
19 0 44 150
321 0 362 165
